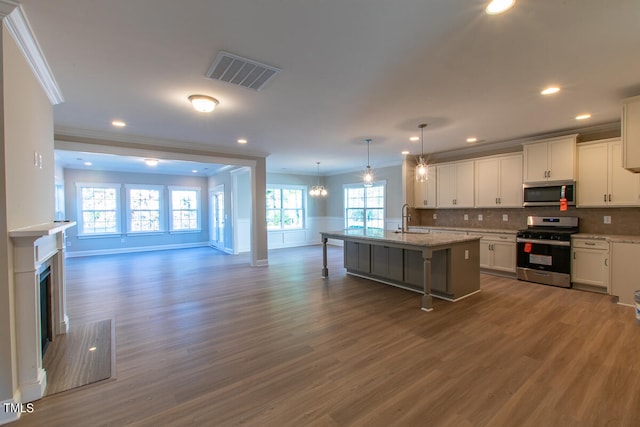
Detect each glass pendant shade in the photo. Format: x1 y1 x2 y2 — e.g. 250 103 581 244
416 158 428 182
363 139 374 187
415 123 429 182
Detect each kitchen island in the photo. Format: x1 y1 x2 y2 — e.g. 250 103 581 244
320 229 481 311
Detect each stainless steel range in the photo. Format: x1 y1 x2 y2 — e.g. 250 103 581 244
516 216 579 288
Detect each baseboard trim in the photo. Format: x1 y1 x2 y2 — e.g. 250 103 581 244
66 242 209 258
0 390 23 425
254 258 268 267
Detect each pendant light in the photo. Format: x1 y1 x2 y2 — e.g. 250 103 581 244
363 139 374 187
310 162 328 197
415 123 429 182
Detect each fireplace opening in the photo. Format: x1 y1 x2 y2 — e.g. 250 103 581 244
40 266 52 357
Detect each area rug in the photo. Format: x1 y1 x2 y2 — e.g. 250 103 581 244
43 319 114 395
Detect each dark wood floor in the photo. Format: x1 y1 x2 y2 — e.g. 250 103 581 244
14 245 640 426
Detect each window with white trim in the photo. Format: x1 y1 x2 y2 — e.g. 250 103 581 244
169 186 201 231
126 185 163 233
344 182 385 230
76 183 121 235
266 186 305 230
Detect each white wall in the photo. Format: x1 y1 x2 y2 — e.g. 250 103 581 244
0 21 55 414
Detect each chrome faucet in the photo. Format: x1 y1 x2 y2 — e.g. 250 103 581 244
401 203 412 232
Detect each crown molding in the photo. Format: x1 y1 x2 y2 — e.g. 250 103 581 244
0 1 18 18
54 126 270 160
4 5 64 105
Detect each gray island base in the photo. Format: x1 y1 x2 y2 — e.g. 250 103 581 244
320 229 481 311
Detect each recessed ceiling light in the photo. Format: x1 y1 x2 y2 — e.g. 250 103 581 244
237 139 247 144
485 0 516 15
541 86 560 95
112 120 126 127
409 136 419 142
144 158 159 167
466 137 478 143
401 150 410 155
84 161 92 166
189 95 219 113
192 169 198 173
575 113 592 120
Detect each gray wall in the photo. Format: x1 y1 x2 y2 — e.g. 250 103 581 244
267 172 327 218
325 164 403 223
64 168 209 254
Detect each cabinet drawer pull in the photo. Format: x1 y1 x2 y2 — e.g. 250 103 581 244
585 242 596 246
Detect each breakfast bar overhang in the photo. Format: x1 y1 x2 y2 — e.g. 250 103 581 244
320 229 481 311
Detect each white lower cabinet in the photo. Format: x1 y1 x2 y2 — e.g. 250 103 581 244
610 241 640 306
470 232 516 273
571 238 609 293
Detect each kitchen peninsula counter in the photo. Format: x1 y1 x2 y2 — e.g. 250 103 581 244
320 229 481 311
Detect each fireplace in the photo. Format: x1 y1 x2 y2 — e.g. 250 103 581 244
9 221 76 403
39 266 52 357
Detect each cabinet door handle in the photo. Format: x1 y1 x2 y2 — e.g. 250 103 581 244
604 194 607 202
548 170 551 178
573 252 576 259
605 258 608 266
609 194 612 202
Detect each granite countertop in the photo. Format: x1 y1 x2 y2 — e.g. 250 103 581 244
321 229 481 248
409 226 518 234
573 233 640 244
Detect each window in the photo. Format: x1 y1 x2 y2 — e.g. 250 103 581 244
266 186 305 230
344 182 385 230
126 185 163 233
77 183 120 235
170 186 201 231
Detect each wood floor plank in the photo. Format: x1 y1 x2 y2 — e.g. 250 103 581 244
13 245 640 427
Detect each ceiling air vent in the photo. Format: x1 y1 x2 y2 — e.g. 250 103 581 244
206 51 281 91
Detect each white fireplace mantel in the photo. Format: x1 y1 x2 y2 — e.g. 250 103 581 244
9 221 75 403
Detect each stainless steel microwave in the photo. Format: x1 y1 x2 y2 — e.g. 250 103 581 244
523 180 576 207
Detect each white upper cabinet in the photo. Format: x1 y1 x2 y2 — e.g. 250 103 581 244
622 95 640 172
436 160 474 208
523 135 577 183
475 154 523 208
577 138 640 207
413 165 437 208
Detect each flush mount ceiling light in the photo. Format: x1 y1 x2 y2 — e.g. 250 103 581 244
485 0 516 15
310 162 328 197
363 139 374 187
237 139 248 144
144 158 159 167
409 136 419 142
466 137 478 143
112 120 126 127
576 113 592 120
415 123 429 183
541 86 560 95
188 95 219 113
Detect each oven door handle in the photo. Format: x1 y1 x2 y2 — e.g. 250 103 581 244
516 238 571 247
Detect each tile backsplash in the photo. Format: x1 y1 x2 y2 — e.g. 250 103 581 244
415 206 640 235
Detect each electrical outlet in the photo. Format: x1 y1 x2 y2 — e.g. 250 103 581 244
432 213 437 220
464 214 469 221
464 250 469 260
478 214 483 221
603 216 611 224
503 214 508 222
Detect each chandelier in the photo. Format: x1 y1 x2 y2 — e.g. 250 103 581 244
310 162 328 197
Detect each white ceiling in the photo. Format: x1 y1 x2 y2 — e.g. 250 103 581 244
20 0 640 176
